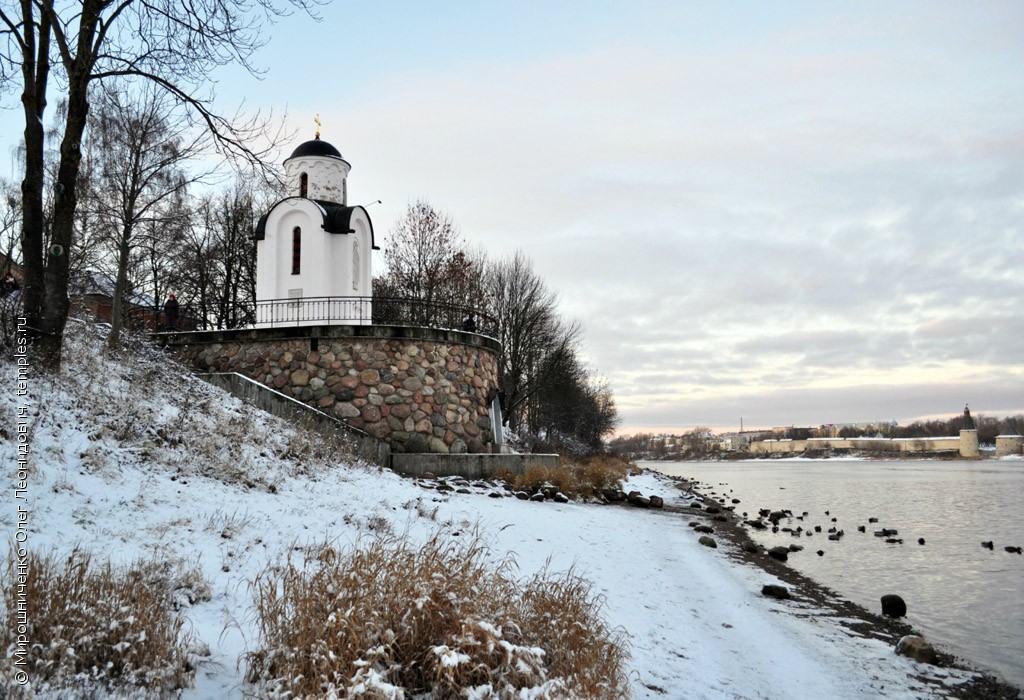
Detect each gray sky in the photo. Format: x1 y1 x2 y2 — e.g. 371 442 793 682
3 1 1022 433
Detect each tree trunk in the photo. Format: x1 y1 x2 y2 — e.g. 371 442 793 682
107 227 132 350
29 3 99 371
18 2 51 348
34 80 88 369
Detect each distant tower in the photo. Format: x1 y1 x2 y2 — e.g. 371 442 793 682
961 404 975 430
959 404 979 458
253 125 377 325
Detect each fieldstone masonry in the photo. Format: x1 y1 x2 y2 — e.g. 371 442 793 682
162 326 500 454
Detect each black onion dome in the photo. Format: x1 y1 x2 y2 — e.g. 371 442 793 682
288 137 343 160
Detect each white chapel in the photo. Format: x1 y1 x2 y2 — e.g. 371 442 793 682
254 129 377 325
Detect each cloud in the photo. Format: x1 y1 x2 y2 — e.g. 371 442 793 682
237 3 1024 433
620 375 1024 433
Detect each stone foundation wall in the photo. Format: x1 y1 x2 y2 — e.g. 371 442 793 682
160 325 500 454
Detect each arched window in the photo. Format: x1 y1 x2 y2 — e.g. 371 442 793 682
291 227 301 275
299 172 308 198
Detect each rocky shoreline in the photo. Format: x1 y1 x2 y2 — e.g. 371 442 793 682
650 470 1022 700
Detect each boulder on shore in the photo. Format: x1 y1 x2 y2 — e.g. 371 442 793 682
880 594 907 618
895 635 938 664
698 535 718 549
767 546 789 562
762 584 790 600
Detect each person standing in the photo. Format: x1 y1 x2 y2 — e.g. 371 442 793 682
1 272 18 297
163 293 179 330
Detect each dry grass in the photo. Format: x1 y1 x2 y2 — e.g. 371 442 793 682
49 320 364 489
501 455 632 500
0 547 195 695
245 532 630 698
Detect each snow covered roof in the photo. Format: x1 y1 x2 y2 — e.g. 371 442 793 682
68 269 157 307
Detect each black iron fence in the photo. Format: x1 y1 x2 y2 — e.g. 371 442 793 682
175 295 498 337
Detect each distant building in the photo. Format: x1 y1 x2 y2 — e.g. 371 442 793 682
721 430 773 451
68 269 162 330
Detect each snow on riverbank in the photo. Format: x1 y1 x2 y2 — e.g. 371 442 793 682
3 324 986 697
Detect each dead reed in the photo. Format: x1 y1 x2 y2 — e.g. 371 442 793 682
246 532 630 698
502 455 632 500
0 547 195 695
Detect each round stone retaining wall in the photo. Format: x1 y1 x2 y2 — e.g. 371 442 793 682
162 325 500 454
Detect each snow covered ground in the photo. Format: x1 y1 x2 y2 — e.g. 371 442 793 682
2 323 990 698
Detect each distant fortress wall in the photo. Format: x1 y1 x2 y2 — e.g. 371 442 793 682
749 430 980 458
995 435 1024 457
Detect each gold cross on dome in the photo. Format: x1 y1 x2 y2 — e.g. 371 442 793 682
314 113 321 139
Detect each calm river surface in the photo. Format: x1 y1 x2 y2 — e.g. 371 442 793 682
646 458 1024 690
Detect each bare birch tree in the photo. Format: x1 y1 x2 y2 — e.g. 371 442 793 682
82 83 209 348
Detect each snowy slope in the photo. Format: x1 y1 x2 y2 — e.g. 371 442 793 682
3 322 984 698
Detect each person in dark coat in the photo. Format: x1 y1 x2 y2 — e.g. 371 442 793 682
462 315 477 332
1 272 18 297
163 293 179 330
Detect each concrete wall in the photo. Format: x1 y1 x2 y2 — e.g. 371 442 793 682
202 372 391 467
159 324 501 454
391 453 561 480
996 435 1024 457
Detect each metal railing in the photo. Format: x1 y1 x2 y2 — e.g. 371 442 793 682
176 295 498 337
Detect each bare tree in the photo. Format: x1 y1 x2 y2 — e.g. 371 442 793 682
135 210 188 327
0 0 319 370
482 250 580 433
529 344 620 453
171 177 267 329
679 427 716 459
82 83 209 348
376 200 487 307
608 433 645 459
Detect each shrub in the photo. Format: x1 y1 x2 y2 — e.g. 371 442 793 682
0 547 195 695
246 532 630 698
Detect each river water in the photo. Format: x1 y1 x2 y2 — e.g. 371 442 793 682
645 458 1024 690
